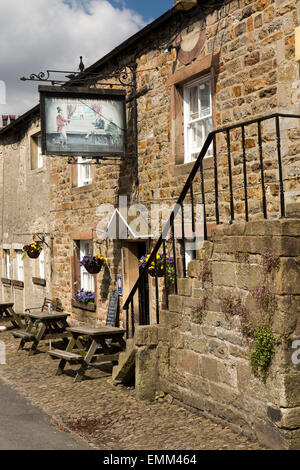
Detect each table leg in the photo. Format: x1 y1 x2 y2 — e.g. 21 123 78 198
17 317 35 351
56 359 67 376
117 335 126 350
7 306 23 329
75 339 99 383
54 335 75 376
29 323 46 356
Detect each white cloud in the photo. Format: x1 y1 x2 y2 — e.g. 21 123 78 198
0 0 146 118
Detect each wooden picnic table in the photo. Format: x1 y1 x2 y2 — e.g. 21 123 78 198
0 302 24 329
12 311 71 356
49 325 126 382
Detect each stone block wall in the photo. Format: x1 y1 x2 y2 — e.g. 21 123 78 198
0 115 52 311
47 0 300 326
136 218 300 449
1 0 299 325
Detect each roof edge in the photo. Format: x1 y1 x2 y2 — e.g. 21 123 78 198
0 104 40 137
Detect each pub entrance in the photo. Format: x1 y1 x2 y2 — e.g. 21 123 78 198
121 241 149 328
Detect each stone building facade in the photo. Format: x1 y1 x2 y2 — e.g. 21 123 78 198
1 0 299 320
1 0 300 448
47 0 300 326
0 108 52 312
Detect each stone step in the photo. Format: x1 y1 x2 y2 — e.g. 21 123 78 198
112 338 135 384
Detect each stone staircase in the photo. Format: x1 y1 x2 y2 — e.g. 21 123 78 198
112 338 136 384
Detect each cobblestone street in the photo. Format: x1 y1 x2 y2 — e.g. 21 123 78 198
0 330 267 450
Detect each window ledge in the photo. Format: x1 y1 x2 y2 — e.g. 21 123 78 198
32 277 46 287
30 167 45 174
11 280 24 289
173 155 213 177
71 183 93 194
71 299 96 312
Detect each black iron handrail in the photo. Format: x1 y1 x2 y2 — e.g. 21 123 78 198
123 113 300 337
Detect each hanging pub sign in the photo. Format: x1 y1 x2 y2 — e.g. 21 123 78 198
39 86 126 157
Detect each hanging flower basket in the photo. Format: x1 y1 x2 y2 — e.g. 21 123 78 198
80 253 107 274
139 253 175 281
23 242 43 259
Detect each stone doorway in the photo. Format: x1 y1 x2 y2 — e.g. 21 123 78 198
121 241 149 329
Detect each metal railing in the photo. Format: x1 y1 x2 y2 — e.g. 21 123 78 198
123 113 300 337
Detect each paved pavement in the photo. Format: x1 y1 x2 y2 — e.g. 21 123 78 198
0 329 266 450
0 379 91 450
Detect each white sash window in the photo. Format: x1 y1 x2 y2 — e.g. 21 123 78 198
78 157 92 187
37 135 43 169
184 75 212 163
39 249 45 279
16 251 24 282
5 250 10 279
80 240 94 292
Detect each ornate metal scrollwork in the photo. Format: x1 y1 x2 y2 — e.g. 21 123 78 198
118 65 135 87
30 71 51 81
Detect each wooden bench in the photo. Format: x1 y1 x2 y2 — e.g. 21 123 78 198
13 311 70 355
0 303 24 329
12 330 36 341
50 326 126 381
48 349 84 363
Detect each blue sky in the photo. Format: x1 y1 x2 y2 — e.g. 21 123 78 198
110 0 173 20
0 0 174 118
63 0 174 20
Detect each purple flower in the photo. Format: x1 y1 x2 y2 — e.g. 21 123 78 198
74 289 95 304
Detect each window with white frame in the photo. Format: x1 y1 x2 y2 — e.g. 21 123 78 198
80 240 94 292
39 249 45 279
4 250 10 279
16 251 24 282
37 135 43 169
78 157 92 187
30 133 43 170
184 75 212 163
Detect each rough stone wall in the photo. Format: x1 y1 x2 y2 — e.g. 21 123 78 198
0 117 51 311
48 0 300 326
136 218 300 449
0 0 288 325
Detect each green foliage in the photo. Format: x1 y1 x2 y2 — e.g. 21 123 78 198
278 330 292 348
250 325 276 383
166 263 175 285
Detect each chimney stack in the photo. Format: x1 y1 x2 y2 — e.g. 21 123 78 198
2 115 8 127
174 0 198 10
9 115 16 122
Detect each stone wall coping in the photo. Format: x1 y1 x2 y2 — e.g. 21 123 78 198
211 219 300 239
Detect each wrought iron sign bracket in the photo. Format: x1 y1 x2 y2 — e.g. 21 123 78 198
14 232 51 248
20 58 156 182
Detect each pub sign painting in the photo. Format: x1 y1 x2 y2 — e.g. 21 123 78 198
39 86 126 157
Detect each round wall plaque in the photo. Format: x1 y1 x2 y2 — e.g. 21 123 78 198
177 20 206 65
